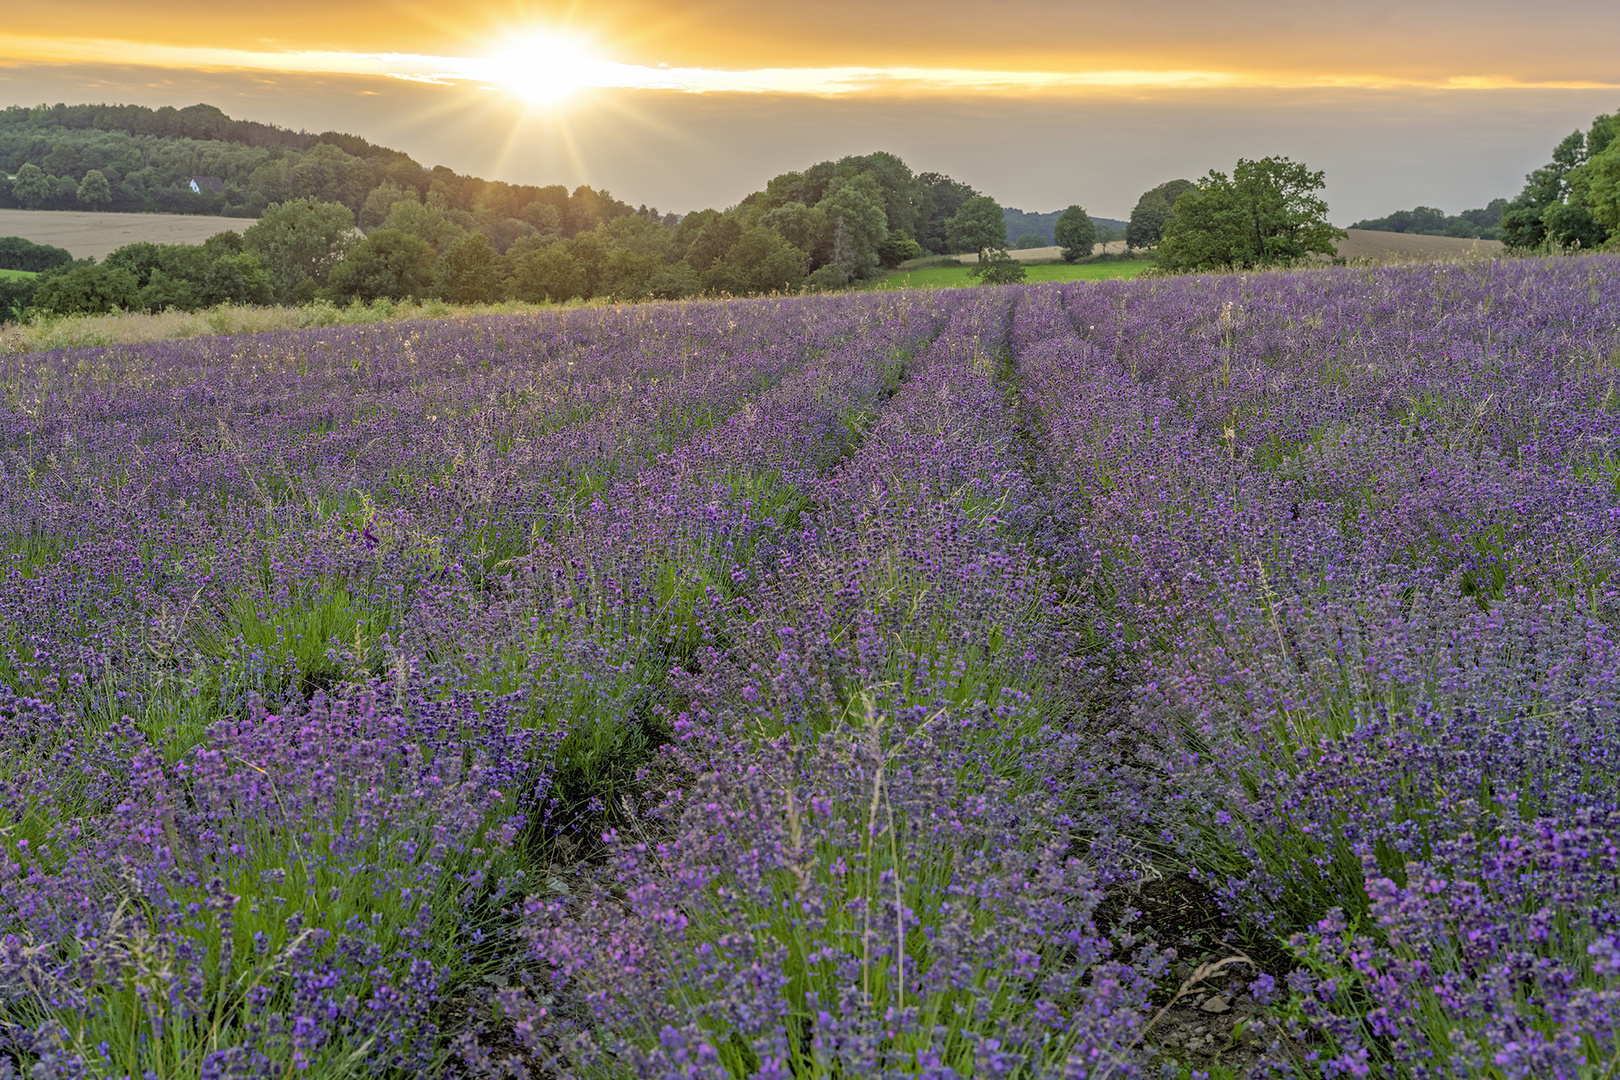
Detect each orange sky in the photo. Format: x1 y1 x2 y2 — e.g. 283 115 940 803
5 0 1620 84
2 1 1618 220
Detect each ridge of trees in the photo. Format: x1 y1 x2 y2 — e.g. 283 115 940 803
0 101 638 231
2 107 1118 317
1003 206 1126 247
1498 110 1619 251
1350 201 1507 240
1340 109 1620 252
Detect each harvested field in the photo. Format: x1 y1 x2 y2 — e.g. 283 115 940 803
949 232 1507 269
0 208 252 261
950 239 1132 264
1333 227 1505 261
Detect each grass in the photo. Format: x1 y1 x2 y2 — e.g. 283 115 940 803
0 267 37 280
865 260 1155 291
0 295 593 355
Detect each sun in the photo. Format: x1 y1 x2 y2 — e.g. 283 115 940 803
486 28 604 106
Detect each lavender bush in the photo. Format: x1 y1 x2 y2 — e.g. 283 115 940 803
3 259 1620 1077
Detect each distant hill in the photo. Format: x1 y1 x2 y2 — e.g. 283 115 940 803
1004 207 1128 246
1348 200 1507 241
0 101 1137 312
0 102 641 238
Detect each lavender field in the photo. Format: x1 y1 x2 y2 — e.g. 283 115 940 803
2 257 1619 1079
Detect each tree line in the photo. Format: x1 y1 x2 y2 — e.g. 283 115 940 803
0 112 1119 319
0 101 641 231
1326 107 1620 252
1116 103 1620 273
1004 207 1127 248
1350 201 1507 241
1497 109 1619 250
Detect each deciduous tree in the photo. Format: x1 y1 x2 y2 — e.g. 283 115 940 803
1053 205 1096 263
1126 179 1196 249
30 264 140 315
243 198 357 304
1157 158 1344 272
946 196 1008 261
434 233 502 304
972 252 1027 284
10 164 51 210
328 228 435 302
816 184 888 279
76 169 112 208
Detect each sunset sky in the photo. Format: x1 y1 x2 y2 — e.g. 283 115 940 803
3 0 1618 221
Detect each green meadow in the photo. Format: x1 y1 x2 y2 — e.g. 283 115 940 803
0 268 37 281
866 259 1154 290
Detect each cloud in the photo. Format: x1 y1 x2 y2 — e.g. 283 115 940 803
4 33 1618 100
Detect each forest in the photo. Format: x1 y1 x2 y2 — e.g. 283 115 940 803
2 103 1126 317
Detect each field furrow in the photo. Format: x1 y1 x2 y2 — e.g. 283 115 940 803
4 258 1620 1080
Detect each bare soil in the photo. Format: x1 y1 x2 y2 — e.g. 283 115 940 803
0 209 252 261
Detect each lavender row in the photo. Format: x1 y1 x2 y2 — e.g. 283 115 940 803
1019 258 1620 1074
477 288 1178 1079
0 293 947 1079
0 295 903 722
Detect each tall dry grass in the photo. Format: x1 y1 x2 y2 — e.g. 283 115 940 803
0 297 593 356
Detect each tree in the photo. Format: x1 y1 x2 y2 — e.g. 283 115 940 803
434 233 502 304
972 252 1027 284
815 185 888 279
1500 116 1617 250
1539 200 1606 250
202 230 246 259
916 172 978 254
878 232 924 266
76 169 112 208
359 180 416 229
1156 157 1344 272
1572 137 1620 241
198 253 273 306
519 201 564 239
327 228 435 302
760 202 828 261
1053 205 1096 263
686 215 744 274
1126 179 1196 249
105 241 210 311
0 236 73 273
836 151 920 239
30 264 140 315
381 200 464 252
243 198 357 304
11 164 51 210
700 227 808 295
647 261 701 300
0 276 38 322
1013 233 1048 250
946 196 1007 260
509 243 586 303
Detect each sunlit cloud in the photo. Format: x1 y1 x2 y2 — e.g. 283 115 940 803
4 32 1619 101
